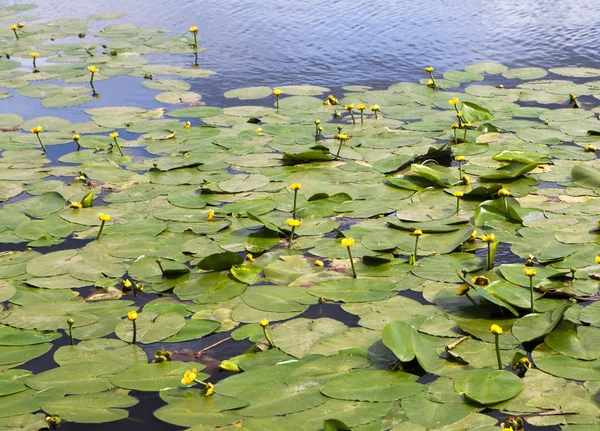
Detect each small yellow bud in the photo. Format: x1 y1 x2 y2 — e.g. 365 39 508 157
454 155 465 161
259 319 269 328
498 188 511 197
462 175 471 185
204 382 214 396
341 237 355 247
286 219 301 227
315 259 324 267
272 89 282 96
69 202 82 209
584 144 597 152
123 279 132 288
369 105 380 111
425 66 434 73
453 191 464 197
72 134 80 141
596 255 600 265
255 127 262 134
491 324 503 335
345 104 354 110
184 121 191 129
246 253 255 262
30 52 39 58
412 229 423 236
127 311 138 321
207 209 214 221
457 284 470 295
67 318 75 325
11 25 17 30
451 123 459 129
189 26 198 33
314 119 320 124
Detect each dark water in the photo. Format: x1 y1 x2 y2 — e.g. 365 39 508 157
2 0 597 430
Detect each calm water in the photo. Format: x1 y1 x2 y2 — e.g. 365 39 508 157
3 1 598 430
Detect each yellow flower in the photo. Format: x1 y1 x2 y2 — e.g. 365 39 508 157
463 175 471 185
584 144 597 152
327 95 338 104
109 132 118 139
272 89 282 96
207 209 214 221
123 279 132 288
490 324 503 335
184 121 191 129
412 229 423 236
336 133 348 140
69 202 82 209
356 104 366 110
370 105 380 111
454 155 465 161
127 310 138 321
30 52 39 58
290 183 301 191
457 284 470 295
189 26 198 33
341 237 355 247
425 79 434 87
259 319 269 328
255 127 262 134
470 230 477 240
453 191 464 197
286 219 301 227
524 268 537 277
246 253 255 262
30 126 42 134
451 123 459 129
498 188 511 197
318 126 324 131
596 255 600 264
181 368 197 385
449 97 459 106
315 259 324 267
425 66 434 72
11 25 17 30
345 104 354 110
472 275 491 286
88 66 99 73
17 23 24 29
481 233 495 242
204 382 214 396
72 134 80 141
97 213 111 222
314 119 320 125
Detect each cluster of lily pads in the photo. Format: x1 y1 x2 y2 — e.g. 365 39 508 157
0 4 599 431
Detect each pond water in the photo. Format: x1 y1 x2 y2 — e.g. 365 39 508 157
0 0 599 430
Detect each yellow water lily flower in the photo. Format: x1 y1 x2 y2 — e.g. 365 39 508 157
88 66 99 73
246 253 255 262
30 52 39 58
286 219 301 227
524 268 537 277
255 127 262 134
472 275 491 286
259 319 269 328
290 183 301 191
336 133 348 140
457 284 470 295
356 104 366 110
109 132 118 139
341 237 355 247
123 279 132 288
425 66 434 72
498 188 511 197
72 134 80 141
97 213 111 222
181 368 197 385
315 259 324 267
454 155 465 161
184 121 191 129
462 175 471 185
204 382 214 396
189 26 198 33
369 105 380 111
490 324 503 335
584 144 597 152
30 126 42 134
10 25 17 30
69 202 82 209
17 23 24 28
481 233 495 242
412 229 423 236
449 97 459 106
272 89 282 95
314 119 320 125
207 209 214 221
596 255 600 264
127 310 138 321
345 104 354 110
453 191 464 197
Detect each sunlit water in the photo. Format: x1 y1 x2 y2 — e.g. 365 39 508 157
2 1 598 430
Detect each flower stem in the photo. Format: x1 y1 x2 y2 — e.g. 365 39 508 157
90 72 94 85
503 196 508 213
465 292 478 307
494 334 502 370
456 197 460 214
346 246 357 278
335 139 344 159
458 162 463 179
360 110 364 124
113 137 124 156
132 319 137 344
529 275 535 313
13 29 18 39
263 326 275 348
349 111 355 124
292 189 298 219
486 242 491 270
96 220 105 240
68 324 74 346
288 226 295 249
193 33 198 48
413 236 420 263
35 132 46 152
275 94 279 110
